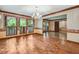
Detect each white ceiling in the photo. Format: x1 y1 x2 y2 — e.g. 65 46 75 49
0 5 74 16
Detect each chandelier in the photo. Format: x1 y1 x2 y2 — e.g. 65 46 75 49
32 6 41 19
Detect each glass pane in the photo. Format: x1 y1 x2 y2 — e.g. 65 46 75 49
19 18 27 34
7 17 16 26
6 16 17 36
28 27 33 33
28 20 33 26
27 19 34 33
20 18 26 26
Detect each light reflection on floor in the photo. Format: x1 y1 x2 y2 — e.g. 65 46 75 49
43 32 67 45
43 32 66 39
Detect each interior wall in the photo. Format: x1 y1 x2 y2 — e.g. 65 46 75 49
0 13 5 29
34 18 38 28
67 8 79 30
67 8 79 42
0 13 6 37
48 21 55 31
59 21 66 31
34 17 43 34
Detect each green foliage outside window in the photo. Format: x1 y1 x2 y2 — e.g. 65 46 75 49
7 17 16 27
20 18 26 26
28 20 33 26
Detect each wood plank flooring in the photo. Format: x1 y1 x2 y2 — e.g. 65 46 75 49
0 33 79 54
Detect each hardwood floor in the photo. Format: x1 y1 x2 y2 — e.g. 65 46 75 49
0 32 79 54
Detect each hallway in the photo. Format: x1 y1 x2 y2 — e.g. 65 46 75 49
0 32 79 54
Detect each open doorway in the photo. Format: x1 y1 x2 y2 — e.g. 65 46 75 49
43 14 67 39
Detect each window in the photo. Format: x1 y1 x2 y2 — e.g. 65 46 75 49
7 16 16 27
27 19 34 33
6 16 17 36
19 18 27 34
20 18 27 27
28 19 33 26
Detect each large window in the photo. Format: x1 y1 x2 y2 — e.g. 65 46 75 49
6 16 17 36
27 19 34 33
19 18 27 34
6 15 34 35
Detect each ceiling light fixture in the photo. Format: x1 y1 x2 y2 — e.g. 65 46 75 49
32 6 41 19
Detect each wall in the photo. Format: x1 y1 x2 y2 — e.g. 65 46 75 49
59 21 66 31
49 21 55 31
0 13 5 29
67 8 79 42
34 16 43 34
0 13 6 38
67 8 79 30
